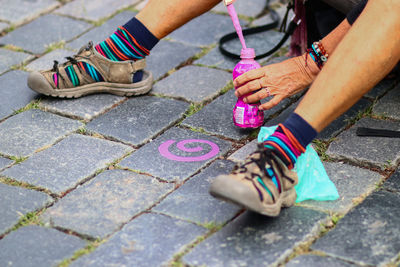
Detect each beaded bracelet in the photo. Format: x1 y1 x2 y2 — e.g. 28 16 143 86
306 41 329 69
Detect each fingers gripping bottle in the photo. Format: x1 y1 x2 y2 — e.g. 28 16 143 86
232 48 264 128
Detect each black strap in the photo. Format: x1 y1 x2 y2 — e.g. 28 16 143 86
356 127 400 138
218 1 299 60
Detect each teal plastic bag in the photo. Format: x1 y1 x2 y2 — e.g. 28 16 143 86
258 126 339 202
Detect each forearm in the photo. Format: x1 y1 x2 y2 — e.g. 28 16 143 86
295 0 400 132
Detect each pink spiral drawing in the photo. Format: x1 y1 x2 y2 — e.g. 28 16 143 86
158 139 220 162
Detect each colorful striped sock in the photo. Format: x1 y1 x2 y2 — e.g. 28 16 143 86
52 62 104 88
95 17 158 82
264 112 317 170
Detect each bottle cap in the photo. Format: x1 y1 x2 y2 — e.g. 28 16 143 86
240 48 255 59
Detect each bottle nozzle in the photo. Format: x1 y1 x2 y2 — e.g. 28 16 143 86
240 48 255 59
223 0 235 5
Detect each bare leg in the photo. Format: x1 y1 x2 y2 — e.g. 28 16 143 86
136 0 222 39
295 0 400 132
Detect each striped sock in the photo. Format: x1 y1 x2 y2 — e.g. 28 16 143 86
264 113 317 170
95 17 158 82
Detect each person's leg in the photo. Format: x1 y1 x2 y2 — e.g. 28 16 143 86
211 0 400 216
28 0 221 97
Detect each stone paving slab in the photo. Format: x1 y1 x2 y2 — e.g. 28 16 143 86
327 118 400 169
0 183 52 235
194 47 238 71
228 139 258 162
0 109 83 157
168 12 242 47
42 169 173 239
71 213 207 267
311 190 400 266
286 254 358 267
152 65 231 103
299 162 382 214
252 6 295 27
318 98 371 140
67 11 136 51
364 78 396 100
0 22 8 32
0 0 59 25
0 14 91 54
87 96 189 146
26 49 72 71
212 0 267 17
0 48 32 75
119 127 232 182
147 40 202 80
183 207 327 266
153 160 241 225
55 0 139 22
182 89 292 140
0 156 12 171
0 71 39 120
0 225 86 267
382 168 400 194
373 83 400 120
39 94 125 121
1 134 133 195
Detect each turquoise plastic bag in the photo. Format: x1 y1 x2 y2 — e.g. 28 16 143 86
258 126 339 202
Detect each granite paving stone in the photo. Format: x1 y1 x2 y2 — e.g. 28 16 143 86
228 139 258 162
0 225 86 267
0 14 91 54
152 66 231 103
0 156 12 171
373 83 400 120
1 134 133 195
39 94 125 121
25 49 72 71
0 71 39 120
0 22 9 32
382 168 400 194
119 127 232 182
0 109 83 157
327 118 400 169
168 12 243 47
265 98 300 126
364 78 396 100
87 96 189 146
286 255 357 267
0 48 32 74
183 207 327 266
311 191 400 266
147 40 202 80
55 0 139 21
67 11 136 51
318 98 371 140
0 183 52 235
299 162 382 214
153 160 241 225
252 6 295 27
0 0 59 25
42 170 173 238
71 213 207 267
212 0 267 17
194 46 238 70
182 89 291 140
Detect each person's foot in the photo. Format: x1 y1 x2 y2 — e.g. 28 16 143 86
27 42 153 98
209 143 298 217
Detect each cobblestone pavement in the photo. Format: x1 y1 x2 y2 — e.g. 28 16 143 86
0 0 399 266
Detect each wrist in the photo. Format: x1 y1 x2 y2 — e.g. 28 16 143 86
300 53 320 78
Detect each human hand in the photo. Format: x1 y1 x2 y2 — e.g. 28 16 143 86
233 54 320 110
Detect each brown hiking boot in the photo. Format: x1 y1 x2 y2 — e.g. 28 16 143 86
27 42 153 98
210 143 298 217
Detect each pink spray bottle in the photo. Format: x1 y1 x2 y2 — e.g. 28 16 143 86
225 1 264 128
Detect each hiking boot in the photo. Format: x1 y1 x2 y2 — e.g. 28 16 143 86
27 42 153 98
210 143 298 217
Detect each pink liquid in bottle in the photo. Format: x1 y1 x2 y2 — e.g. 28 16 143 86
232 48 264 128
227 4 263 128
